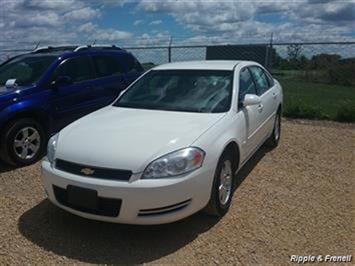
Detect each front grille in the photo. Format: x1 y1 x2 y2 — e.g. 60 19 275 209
138 199 192 217
55 159 132 181
53 185 121 217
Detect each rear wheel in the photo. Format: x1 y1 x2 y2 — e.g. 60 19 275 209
1 118 46 166
266 109 281 148
204 152 234 217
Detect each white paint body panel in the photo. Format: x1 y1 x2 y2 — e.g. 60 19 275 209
42 60 283 225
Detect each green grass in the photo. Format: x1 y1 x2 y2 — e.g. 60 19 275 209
280 79 355 122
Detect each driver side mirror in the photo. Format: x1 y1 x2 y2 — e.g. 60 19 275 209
51 76 73 87
243 94 261 107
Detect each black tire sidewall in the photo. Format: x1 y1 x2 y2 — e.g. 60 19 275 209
273 112 281 143
268 111 281 147
211 152 234 215
1 119 46 166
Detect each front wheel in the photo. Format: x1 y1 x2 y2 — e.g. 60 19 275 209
204 152 234 217
1 118 46 166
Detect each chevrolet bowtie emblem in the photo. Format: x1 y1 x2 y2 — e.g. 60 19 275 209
81 168 95 175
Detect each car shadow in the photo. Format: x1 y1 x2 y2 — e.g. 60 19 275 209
18 200 220 264
17 144 271 264
0 161 16 174
234 144 272 191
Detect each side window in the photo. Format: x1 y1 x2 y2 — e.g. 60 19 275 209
264 70 275 87
93 55 124 78
249 66 269 95
53 56 95 83
126 54 143 73
239 67 257 104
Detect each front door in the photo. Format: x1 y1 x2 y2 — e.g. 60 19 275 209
238 67 264 157
249 66 275 139
49 55 98 131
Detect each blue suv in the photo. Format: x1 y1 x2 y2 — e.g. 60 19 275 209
0 45 143 166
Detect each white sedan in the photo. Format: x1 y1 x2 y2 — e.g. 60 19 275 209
42 60 282 225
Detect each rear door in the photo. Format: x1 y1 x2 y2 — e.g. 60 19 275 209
49 55 99 130
121 54 144 85
91 54 128 107
249 65 276 139
238 67 264 155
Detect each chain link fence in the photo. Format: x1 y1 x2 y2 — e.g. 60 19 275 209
1 41 354 68
0 41 354 121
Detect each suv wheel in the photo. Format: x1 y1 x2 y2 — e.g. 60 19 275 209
1 118 46 166
204 151 234 217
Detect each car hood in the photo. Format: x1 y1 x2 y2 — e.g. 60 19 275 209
0 86 17 97
56 106 226 173
0 85 34 99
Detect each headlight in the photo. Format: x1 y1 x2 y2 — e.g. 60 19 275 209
142 147 205 179
47 134 58 164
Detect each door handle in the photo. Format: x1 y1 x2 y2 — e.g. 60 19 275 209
272 92 278 99
257 104 263 112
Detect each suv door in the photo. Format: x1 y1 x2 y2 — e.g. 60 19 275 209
249 65 276 139
122 54 144 84
49 55 98 130
91 54 128 107
238 67 264 155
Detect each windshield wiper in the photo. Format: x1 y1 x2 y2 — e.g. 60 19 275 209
114 102 205 113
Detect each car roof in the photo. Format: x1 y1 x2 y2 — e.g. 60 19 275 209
28 45 130 59
153 60 250 71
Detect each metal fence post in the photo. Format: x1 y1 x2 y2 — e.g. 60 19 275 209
269 32 274 69
168 36 173 62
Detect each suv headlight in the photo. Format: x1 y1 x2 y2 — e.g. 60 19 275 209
142 147 205 179
47 134 58 164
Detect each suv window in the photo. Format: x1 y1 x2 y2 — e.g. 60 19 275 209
0 55 56 86
239 67 257 104
125 54 143 73
93 55 124 78
249 66 269 95
53 56 95 83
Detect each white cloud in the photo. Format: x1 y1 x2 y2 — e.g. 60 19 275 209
78 22 132 42
138 0 355 43
78 22 97 33
95 29 132 41
149 20 162 25
0 0 132 47
63 7 101 21
134 19 144 26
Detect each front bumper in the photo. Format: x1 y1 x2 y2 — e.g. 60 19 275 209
41 160 214 224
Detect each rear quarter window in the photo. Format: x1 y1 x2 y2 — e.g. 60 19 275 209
125 54 143 74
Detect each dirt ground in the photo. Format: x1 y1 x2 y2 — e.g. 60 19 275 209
0 119 354 265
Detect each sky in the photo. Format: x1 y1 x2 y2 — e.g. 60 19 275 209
0 0 354 50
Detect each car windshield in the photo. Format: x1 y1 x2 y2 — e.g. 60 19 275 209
0 55 57 86
114 70 233 113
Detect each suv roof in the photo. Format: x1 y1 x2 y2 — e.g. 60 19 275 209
0 45 132 67
32 45 124 54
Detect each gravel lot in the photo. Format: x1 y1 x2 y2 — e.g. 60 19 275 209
0 119 353 265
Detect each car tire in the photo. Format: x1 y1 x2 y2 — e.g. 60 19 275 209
266 109 281 148
204 151 234 217
0 118 46 166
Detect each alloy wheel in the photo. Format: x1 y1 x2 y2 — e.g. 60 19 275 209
13 127 41 160
218 160 233 205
